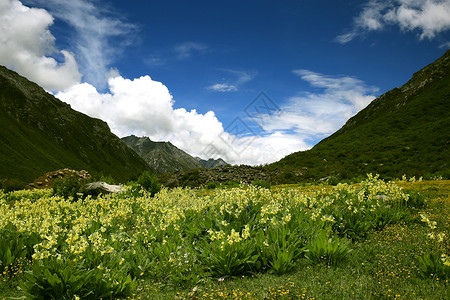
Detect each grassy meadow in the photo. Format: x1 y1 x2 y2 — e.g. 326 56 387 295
0 175 449 299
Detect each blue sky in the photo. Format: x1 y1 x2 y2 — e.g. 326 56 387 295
1 0 449 165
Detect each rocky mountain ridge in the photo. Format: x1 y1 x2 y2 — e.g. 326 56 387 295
196 157 228 168
122 135 229 173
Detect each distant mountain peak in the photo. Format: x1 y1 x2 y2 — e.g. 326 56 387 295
122 135 203 173
196 157 228 168
122 135 230 172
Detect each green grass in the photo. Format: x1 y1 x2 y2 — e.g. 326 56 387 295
128 181 449 300
0 180 448 300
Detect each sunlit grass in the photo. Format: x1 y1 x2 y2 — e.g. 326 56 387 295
0 177 448 299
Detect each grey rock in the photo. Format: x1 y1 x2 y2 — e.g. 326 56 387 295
82 181 124 194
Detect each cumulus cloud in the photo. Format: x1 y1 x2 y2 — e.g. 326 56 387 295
0 0 81 90
337 0 450 43
25 0 137 89
260 70 378 141
55 75 307 165
56 70 377 166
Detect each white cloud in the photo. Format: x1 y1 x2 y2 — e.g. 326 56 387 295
0 0 81 90
226 69 257 85
355 1 387 31
388 0 450 39
293 70 378 111
144 56 166 67
335 32 359 44
1 1 380 166
208 69 257 92
172 42 207 59
208 83 238 92
55 75 307 165
440 41 450 48
337 0 450 43
0 0 298 165
25 0 137 89
56 70 377 166
260 70 378 141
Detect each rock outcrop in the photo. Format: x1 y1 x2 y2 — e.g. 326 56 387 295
81 181 124 195
30 169 91 189
158 165 276 187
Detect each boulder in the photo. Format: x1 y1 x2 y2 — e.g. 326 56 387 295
81 181 124 195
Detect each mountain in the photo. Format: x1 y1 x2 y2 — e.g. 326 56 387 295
196 157 228 168
121 135 205 173
0 66 153 184
268 50 450 181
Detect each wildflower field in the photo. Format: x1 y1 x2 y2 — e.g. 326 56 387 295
0 175 449 299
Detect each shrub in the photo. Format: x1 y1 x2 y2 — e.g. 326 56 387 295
137 171 160 196
0 178 27 192
0 225 28 275
20 257 135 300
326 176 340 186
251 180 271 189
206 182 217 189
304 230 352 267
221 181 240 188
256 225 306 274
331 207 372 241
53 176 87 201
199 236 258 277
403 189 425 208
417 252 450 280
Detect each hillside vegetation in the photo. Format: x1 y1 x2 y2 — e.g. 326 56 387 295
268 50 450 182
0 66 153 185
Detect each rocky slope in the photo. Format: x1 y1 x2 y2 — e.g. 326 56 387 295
121 135 204 173
196 157 228 168
122 135 229 173
158 165 273 187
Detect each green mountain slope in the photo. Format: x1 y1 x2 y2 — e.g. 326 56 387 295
0 66 153 183
122 135 204 173
269 50 450 181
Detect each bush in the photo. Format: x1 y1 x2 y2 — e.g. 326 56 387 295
404 189 426 208
0 224 28 275
53 176 87 201
0 178 27 192
251 180 271 189
326 176 340 186
137 171 160 197
304 230 352 267
20 257 135 300
221 181 240 188
417 252 450 280
206 182 217 189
